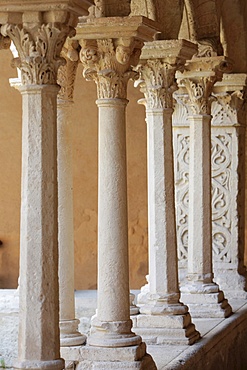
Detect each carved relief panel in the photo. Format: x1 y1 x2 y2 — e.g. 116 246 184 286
173 90 245 275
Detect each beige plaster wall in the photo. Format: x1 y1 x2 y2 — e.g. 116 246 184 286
0 49 21 289
0 49 149 290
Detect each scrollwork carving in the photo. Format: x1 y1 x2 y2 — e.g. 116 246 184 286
211 133 232 263
1 23 75 85
80 38 142 99
173 133 190 262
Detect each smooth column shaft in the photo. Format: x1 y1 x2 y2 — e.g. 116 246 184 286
97 98 130 322
58 102 75 321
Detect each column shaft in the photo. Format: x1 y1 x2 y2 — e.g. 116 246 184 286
18 85 64 369
187 114 213 282
97 98 130 322
146 109 179 298
57 99 86 346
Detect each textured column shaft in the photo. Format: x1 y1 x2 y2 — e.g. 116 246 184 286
97 98 130 322
187 114 213 282
146 108 179 297
18 85 64 369
57 101 85 346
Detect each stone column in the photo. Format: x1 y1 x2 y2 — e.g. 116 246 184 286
0 2 92 369
76 16 159 370
57 42 86 346
176 57 232 318
132 39 200 345
211 73 247 299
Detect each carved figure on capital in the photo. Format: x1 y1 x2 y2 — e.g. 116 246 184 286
79 38 143 99
1 23 75 85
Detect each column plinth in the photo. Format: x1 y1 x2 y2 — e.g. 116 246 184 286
131 40 200 345
77 16 159 369
177 56 233 318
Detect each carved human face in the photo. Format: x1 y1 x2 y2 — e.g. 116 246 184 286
116 45 130 65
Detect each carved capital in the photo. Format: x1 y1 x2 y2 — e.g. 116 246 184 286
57 40 79 102
80 38 142 99
212 90 246 126
177 57 233 115
135 59 177 110
212 73 247 126
1 23 75 85
180 76 218 115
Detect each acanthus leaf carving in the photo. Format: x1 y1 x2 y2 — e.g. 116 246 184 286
80 38 142 99
58 40 80 102
1 23 75 85
180 76 217 115
135 59 178 110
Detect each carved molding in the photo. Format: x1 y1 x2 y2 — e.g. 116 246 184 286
80 38 142 99
1 23 75 85
135 59 177 109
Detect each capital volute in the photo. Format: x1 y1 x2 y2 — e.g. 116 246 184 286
176 56 233 115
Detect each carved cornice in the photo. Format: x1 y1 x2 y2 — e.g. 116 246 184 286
80 38 142 99
58 40 79 102
176 57 233 115
135 60 177 110
1 23 75 85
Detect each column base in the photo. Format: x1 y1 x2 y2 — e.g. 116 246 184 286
60 319 86 347
181 283 232 318
214 268 247 299
88 317 142 347
130 292 139 315
14 359 64 370
131 313 200 345
62 342 157 370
